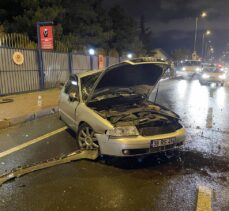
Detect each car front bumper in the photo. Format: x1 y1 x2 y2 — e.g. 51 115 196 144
96 128 186 157
178 71 195 77
200 77 225 83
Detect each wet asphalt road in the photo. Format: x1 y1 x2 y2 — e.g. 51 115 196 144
0 78 229 211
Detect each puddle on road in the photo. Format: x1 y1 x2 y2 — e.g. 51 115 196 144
0 150 98 186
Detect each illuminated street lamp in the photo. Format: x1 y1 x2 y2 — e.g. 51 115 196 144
88 48 95 70
201 11 207 18
88 48 95 55
127 53 133 59
201 30 211 59
193 11 207 59
206 30 211 35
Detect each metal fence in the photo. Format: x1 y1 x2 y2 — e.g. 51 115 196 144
0 46 122 96
71 54 91 74
0 47 40 95
42 51 69 88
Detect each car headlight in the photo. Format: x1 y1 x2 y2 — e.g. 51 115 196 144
202 73 210 79
196 67 201 72
182 67 186 71
106 126 139 137
219 74 226 79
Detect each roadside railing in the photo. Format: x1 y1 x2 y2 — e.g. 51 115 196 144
0 46 123 96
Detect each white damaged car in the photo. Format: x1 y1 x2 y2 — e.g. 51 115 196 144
59 58 186 157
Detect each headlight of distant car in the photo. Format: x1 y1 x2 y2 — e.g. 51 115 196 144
196 67 201 72
219 74 226 79
202 73 210 79
106 126 139 137
182 67 186 71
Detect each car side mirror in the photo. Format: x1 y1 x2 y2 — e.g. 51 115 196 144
69 92 78 102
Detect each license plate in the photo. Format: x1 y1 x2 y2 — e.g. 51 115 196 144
150 138 176 148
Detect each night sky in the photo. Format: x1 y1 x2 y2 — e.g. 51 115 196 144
103 0 229 58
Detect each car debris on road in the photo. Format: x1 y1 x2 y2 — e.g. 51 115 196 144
0 149 98 186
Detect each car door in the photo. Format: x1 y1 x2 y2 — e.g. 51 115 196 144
59 75 79 130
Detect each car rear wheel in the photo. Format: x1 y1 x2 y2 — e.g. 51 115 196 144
77 123 99 150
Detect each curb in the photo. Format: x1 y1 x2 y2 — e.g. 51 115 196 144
0 106 59 130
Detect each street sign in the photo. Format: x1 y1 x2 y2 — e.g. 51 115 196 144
39 25 54 50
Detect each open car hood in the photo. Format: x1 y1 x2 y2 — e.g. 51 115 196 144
86 59 168 103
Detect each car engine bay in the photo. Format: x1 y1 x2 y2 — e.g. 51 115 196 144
89 100 183 136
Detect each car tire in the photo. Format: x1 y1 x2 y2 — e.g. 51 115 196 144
76 123 100 151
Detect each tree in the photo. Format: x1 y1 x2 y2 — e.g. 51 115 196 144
62 0 113 50
0 0 147 54
139 15 152 54
128 36 145 56
108 5 137 55
0 0 63 41
0 25 5 35
0 0 23 23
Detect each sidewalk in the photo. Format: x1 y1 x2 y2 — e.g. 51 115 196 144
0 89 60 130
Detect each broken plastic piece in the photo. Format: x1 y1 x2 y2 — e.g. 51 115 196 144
0 149 98 186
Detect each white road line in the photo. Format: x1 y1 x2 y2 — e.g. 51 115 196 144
206 107 213 128
196 185 212 211
0 126 68 159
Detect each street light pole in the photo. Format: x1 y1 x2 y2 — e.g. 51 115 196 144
192 11 207 60
204 40 211 62
201 33 205 59
193 17 198 53
201 30 211 61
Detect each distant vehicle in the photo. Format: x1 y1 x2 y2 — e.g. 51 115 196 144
59 58 186 157
215 63 225 72
180 60 202 79
199 64 226 86
201 63 212 69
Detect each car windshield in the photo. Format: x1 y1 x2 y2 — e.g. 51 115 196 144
204 67 225 73
81 72 101 101
183 61 201 66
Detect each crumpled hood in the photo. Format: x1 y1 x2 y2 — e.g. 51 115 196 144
86 60 168 102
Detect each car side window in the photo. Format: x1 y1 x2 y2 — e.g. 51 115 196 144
64 75 79 98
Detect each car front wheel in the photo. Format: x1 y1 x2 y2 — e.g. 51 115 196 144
77 123 99 150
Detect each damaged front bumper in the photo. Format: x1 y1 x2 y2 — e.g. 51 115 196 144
200 78 225 83
96 128 186 157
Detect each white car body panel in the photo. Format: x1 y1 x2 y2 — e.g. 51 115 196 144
59 60 186 157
